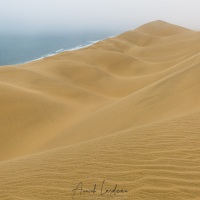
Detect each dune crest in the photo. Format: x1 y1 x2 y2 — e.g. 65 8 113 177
0 21 200 199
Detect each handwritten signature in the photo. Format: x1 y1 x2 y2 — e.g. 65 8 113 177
72 180 128 199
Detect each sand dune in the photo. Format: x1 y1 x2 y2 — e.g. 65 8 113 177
0 20 200 199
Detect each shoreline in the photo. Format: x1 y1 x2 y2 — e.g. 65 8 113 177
0 35 116 67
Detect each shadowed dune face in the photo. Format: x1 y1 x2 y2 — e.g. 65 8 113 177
0 20 200 199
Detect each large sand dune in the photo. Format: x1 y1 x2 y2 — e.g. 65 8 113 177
0 20 200 199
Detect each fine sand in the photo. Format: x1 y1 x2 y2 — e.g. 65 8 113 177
0 20 200 199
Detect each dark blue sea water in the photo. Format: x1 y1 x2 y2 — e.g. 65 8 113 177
0 31 117 66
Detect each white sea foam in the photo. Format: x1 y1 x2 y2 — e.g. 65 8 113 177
55 49 64 53
88 40 100 44
21 35 117 65
46 53 55 57
66 39 100 52
34 57 44 61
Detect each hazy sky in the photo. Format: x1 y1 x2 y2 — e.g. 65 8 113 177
0 0 200 35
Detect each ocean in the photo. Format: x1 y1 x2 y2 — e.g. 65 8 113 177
0 31 117 66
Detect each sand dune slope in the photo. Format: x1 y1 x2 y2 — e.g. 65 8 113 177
0 20 200 199
1 112 200 200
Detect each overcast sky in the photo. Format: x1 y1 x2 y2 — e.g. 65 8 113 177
0 0 200 35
